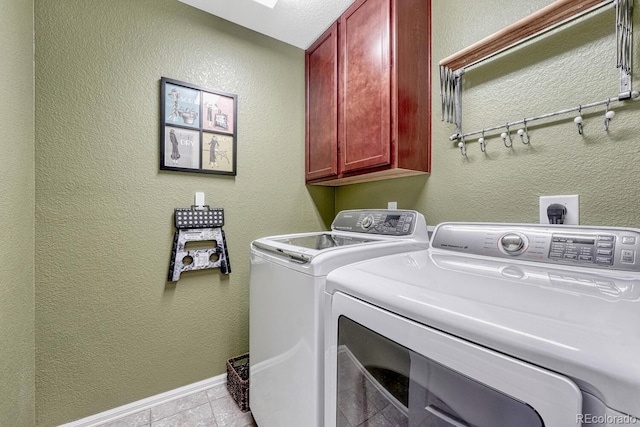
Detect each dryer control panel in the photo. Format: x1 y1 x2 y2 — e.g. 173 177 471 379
331 209 423 237
431 222 640 271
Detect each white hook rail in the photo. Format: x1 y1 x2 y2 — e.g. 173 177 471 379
442 0 634 151
449 91 639 142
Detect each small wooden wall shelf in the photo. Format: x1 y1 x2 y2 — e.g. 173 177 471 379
440 0 609 71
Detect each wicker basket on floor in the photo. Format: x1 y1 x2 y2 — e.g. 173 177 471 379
226 353 250 412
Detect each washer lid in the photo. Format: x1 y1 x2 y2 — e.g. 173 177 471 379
325 249 640 418
252 231 393 264
251 231 430 278
270 233 376 250
250 210 429 269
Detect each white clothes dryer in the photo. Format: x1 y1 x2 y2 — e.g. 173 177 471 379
325 222 640 427
249 209 429 427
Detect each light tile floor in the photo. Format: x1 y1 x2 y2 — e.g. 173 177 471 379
94 384 257 427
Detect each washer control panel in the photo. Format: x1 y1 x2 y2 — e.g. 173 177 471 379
549 233 617 266
432 222 640 271
331 209 420 236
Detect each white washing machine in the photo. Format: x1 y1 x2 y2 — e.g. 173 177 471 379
325 222 640 426
249 209 430 427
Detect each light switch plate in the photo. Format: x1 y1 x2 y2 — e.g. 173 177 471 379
539 195 579 225
195 192 205 208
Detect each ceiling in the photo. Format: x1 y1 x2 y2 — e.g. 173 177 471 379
178 0 356 49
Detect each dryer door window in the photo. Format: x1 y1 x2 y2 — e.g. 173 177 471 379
337 316 544 427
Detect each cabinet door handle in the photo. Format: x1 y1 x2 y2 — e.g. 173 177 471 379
425 404 470 427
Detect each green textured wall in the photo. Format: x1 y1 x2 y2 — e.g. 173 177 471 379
34 0 333 425
0 0 35 425
29 0 640 425
337 1 640 228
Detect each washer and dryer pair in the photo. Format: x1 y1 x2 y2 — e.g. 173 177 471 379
251 215 640 426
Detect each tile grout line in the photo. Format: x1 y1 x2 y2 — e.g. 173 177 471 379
207 395 221 427
149 389 210 424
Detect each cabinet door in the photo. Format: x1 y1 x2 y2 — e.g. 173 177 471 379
305 23 338 181
339 0 391 174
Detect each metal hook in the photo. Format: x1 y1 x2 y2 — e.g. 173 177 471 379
574 105 584 135
501 124 513 148
458 137 467 157
517 119 530 144
479 129 486 153
604 100 615 131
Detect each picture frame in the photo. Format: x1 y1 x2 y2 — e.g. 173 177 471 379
160 77 237 175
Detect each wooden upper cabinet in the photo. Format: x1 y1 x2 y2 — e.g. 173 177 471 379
340 0 391 174
306 0 431 186
305 23 338 181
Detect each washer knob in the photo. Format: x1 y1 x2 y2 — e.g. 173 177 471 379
361 215 374 230
500 233 527 255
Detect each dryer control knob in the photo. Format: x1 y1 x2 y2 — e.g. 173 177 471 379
500 233 527 255
361 214 374 230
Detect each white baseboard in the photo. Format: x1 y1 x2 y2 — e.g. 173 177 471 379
59 374 226 427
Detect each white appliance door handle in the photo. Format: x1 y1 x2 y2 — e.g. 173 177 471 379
252 242 311 263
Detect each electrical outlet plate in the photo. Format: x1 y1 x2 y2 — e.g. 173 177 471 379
539 195 579 225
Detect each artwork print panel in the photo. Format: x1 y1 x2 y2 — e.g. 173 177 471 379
164 82 201 129
202 92 235 134
202 132 234 173
164 126 200 170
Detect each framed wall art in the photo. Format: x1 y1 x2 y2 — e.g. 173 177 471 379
160 77 237 175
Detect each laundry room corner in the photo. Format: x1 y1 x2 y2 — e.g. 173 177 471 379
306 184 337 229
